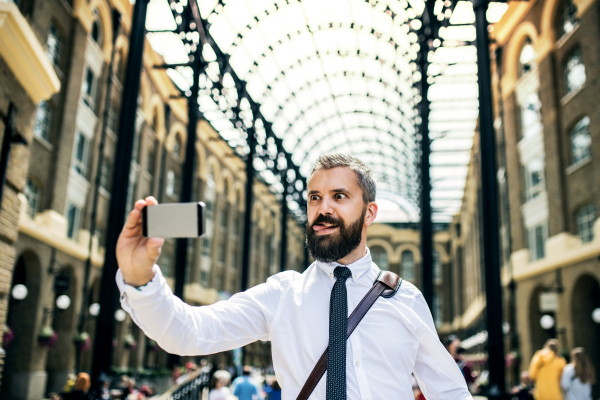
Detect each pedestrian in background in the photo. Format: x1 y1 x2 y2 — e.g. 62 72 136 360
233 366 258 400
561 347 595 400
209 370 232 400
62 373 92 400
264 380 282 400
528 339 566 400
510 371 534 400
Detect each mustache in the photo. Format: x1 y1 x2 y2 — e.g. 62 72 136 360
311 214 343 227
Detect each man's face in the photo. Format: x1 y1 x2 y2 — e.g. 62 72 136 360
305 167 375 263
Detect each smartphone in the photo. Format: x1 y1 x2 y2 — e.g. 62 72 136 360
142 202 206 238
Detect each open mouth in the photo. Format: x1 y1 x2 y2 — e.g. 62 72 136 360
312 223 339 233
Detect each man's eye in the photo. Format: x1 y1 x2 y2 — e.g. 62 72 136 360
310 195 320 201
335 194 346 199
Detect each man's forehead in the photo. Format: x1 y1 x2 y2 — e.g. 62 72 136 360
308 166 360 190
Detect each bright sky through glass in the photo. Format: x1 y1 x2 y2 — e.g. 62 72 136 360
146 0 507 222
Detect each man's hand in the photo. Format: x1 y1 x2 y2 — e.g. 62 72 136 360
116 196 165 287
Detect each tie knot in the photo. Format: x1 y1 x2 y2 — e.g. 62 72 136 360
334 266 352 280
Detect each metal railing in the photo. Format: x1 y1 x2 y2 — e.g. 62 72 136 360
152 369 210 400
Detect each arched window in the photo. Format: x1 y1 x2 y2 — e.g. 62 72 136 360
370 247 388 270
564 47 586 95
556 0 578 39
570 116 591 166
90 10 103 46
173 135 182 161
518 37 536 78
401 250 414 280
433 250 442 282
576 204 596 243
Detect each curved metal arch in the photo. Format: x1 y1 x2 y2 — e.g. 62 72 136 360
281 93 413 135
234 25 413 79
272 81 415 128
247 53 412 95
286 110 414 153
207 0 416 49
296 125 418 168
252 60 411 106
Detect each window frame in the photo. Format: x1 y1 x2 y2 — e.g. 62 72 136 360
66 202 82 240
33 101 52 141
569 116 591 167
81 66 98 109
528 222 548 261
46 24 62 68
563 47 586 96
24 178 40 219
72 131 90 178
576 204 596 243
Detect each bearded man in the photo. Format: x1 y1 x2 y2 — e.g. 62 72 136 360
116 153 472 400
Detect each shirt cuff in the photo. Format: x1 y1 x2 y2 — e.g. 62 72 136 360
115 265 162 301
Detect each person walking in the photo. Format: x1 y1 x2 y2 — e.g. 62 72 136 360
115 154 472 399
264 380 282 400
209 370 232 400
528 339 566 400
561 348 595 400
62 373 93 400
233 367 259 400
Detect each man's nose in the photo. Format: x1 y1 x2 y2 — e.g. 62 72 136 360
318 196 335 215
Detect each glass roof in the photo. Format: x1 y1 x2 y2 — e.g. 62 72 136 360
146 0 507 222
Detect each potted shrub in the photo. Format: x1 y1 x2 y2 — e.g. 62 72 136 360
74 332 91 351
38 326 58 348
3 326 14 349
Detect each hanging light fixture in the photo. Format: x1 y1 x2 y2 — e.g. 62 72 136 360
55 295 71 310
11 284 28 300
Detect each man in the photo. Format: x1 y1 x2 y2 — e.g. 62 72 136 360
232 366 259 400
116 153 472 399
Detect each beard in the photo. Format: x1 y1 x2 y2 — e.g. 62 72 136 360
305 206 367 263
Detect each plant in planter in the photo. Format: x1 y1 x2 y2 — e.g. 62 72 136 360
124 334 137 350
74 332 91 351
3 326 14 348
38 326 58 348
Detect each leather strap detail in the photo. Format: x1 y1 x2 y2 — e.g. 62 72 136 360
376 271 402 298
296 271 402 400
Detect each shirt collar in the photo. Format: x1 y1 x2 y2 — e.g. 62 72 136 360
316 247 373 282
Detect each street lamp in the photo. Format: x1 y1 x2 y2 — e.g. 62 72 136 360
55 295 71 310
540 315 555 330
114 309 127 322
11 284 28 300
592 308 600 324
89 303 100 317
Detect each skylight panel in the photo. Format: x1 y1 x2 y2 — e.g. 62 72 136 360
450 1 475 24
210 14 237 50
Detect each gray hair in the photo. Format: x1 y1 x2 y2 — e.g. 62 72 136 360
309 153 376 203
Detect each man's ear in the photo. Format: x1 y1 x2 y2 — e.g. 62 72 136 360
364 202 378 226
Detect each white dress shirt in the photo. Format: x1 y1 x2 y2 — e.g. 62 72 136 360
117 248 472 400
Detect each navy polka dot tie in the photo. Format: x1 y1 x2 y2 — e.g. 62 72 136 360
327 266 352 400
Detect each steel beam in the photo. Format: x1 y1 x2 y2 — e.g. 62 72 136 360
473 0 506 397
91 0 149 384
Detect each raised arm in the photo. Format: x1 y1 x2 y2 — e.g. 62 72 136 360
115 197 288 355
117 266 286 355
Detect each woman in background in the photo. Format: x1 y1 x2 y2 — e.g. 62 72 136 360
528 339 566 400
561 347 596 400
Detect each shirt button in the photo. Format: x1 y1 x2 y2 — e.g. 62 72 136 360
355 361 360 366
353 275 357 280
330 273 333 278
